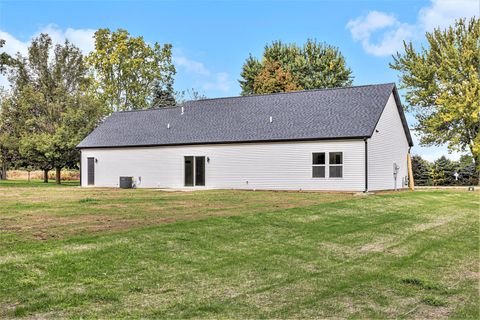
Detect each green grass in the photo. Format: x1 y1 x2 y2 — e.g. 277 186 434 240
0 181 478 318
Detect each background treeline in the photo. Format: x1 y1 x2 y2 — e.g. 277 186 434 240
412 154 478 186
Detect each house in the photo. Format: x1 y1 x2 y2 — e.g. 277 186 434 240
77 83 413 191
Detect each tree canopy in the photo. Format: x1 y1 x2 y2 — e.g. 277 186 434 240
87 29 176 112
390 18 480 181
5 34 104 183
239 39 353 95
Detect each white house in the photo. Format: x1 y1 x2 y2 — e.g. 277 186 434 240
77 83 413 191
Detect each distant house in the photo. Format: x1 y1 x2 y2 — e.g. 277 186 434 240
77 83 413 191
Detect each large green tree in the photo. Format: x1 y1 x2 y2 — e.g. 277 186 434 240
390 18 480 183
88 29 176 112
9 34 104 183
0 92 19 180
239 39 353 95
411 155 432 186
0 39 17 179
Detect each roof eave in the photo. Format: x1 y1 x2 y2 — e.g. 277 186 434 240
77 135 370 150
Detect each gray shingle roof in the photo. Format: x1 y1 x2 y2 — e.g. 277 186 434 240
77 83 413 148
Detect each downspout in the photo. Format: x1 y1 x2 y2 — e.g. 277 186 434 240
79 150 82 187
364 137 368 193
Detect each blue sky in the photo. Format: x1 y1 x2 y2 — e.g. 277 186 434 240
0 0 477 160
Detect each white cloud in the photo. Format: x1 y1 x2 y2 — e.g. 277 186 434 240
418 0 479 31
35 24 96 54
1 24 95 57
173 50 233 94
347 11 398 41
202 72 233 92
0 30 29 57
173 54 210 76
346 0 478 56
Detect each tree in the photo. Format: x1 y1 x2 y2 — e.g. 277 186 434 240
152 43 176 108
432 156 456 186
253 60 302 94
390 18 480 184
9 34 104 183
0 92 20 180
456 154 478 185
411 155 431 186
88 29 176 112
0 39 16 179
239 55 262 96
175 88 207 105
239 39 353 95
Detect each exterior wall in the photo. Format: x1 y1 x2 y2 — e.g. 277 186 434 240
368 93 410 191
81 139 366 191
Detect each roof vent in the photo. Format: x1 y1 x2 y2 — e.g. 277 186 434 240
167 123 171 129
181 106 184 115
269 116 273 123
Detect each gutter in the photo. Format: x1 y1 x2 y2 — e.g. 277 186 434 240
364 137 368 193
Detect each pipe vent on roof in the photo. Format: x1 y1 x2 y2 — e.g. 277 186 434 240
167 123 171 129
269 116 273 123
181 106 184 115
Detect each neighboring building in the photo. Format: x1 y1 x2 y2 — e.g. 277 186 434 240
77 83 413 191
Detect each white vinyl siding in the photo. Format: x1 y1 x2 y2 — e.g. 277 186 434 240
368 93 410 191
81 139 365 191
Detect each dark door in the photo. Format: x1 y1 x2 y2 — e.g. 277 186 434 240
87 157 95 186
195 156 205 186
184 156 194 186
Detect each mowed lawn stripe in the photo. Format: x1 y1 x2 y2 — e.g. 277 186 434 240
0 183 478 318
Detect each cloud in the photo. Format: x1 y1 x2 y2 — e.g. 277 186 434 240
0 30 29 57
173 50 233 94
346 0 478 56
35 24 96 54
1 24 95 57
202 72 233 92
173 54 210 76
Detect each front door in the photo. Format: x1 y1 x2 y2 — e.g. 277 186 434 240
184 156 205 186
87 157 95 186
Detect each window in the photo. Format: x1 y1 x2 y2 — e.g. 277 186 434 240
312 153 325 178
329 152 343 178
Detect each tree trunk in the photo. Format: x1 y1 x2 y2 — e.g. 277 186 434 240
55 167 61 185
43 169 49 183
0 161 7 180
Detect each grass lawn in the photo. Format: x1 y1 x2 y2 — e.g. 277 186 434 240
0 180 478 318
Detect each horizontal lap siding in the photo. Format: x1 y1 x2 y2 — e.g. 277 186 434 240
81 140 365 191
368 93 410 191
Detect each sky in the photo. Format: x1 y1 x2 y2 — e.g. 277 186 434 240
0 0 478 161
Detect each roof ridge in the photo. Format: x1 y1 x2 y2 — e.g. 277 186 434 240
189 82 395 103
113 83 396 114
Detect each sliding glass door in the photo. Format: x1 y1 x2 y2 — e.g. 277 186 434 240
184 156 205 186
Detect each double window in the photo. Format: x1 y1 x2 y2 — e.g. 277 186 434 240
312 152 343 178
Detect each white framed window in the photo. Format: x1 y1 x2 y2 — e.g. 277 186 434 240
329 152 343 178
312 152 326 178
